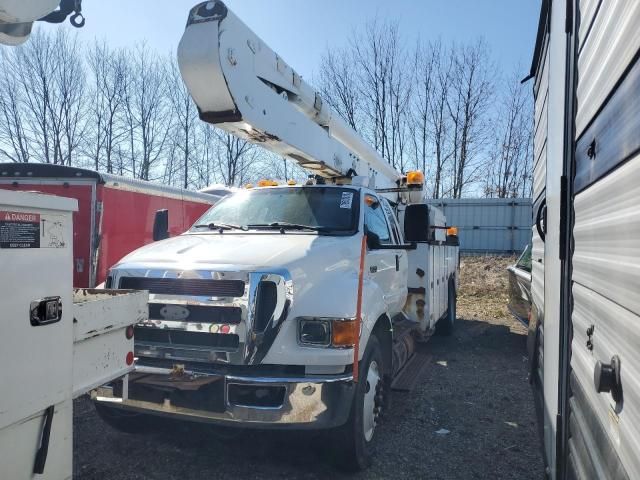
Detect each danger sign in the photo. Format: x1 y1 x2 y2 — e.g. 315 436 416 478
0 210 41 248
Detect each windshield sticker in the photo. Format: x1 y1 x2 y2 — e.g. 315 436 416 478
340 192 353 209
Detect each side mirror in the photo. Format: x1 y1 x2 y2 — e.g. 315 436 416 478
153 209 169 241
366 230 381 250
403 204 429 242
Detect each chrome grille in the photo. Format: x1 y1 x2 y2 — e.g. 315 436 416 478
119 277 245 297
148 303 242 324
135 326 239 350
115 268 292 365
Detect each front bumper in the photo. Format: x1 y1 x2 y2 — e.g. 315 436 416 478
93 365 354 429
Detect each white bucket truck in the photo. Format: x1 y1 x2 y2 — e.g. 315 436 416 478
93 1 459 470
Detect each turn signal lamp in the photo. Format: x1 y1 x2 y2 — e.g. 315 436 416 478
332 320 357 347
447 226 458 236
406 170 425 186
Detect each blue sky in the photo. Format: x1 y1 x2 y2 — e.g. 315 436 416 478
40 0 541 81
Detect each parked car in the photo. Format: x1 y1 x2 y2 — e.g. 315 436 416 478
507 244 532 326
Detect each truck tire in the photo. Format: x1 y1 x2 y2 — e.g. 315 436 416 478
436 280 456 336
332 336 386 472
94 402 153 434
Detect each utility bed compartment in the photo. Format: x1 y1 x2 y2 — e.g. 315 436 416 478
72 289 147 398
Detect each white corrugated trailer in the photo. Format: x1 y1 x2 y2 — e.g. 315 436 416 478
528 1 640 478
0 190 147 480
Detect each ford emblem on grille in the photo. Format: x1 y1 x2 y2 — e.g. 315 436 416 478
160 305 190 321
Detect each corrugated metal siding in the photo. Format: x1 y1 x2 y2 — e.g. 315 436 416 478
576 0 640 137
567 1 640 476
533 141 547 202
570 155 640 479
426 198 532 254
533 37 549 205
531 26 549 401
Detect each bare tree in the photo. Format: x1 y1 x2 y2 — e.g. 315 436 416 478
13 32 57 164
0 50 31 162
388 47 412 171
189 124 219 189
485 71 533 198
86 41 127 172
318 48 361 131
410 41 437 175
352 19 410 168
215 130 257 187
445 40 493 198
166 58 199 188
7 30 86 166
429 47 454 198
0 19 531 201
125 43 170 181
55 31 86 166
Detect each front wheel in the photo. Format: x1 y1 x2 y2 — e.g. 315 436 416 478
331 336 387 472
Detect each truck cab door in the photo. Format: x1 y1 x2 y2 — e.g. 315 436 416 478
381 199 408 312
363 195 407 315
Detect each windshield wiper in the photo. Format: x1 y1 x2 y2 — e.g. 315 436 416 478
193 222 247 231
247 222 327 232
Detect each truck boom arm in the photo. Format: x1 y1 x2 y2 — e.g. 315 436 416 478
178 1 399 189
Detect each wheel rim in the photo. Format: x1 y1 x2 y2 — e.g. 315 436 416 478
363 359 381 442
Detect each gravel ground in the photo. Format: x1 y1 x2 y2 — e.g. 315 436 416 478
73 256 543 479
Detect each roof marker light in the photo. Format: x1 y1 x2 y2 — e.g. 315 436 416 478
257 179 279 187
406 170 425 186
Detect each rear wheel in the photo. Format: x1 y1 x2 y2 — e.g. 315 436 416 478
436 280 456 336
332 336 387 472
94 402 154 434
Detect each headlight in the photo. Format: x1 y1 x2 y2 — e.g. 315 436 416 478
299 318 331 346
298 317 357 348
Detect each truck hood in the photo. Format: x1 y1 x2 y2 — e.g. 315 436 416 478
114 231 361 274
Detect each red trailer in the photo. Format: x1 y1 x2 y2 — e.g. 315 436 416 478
0 164 217 287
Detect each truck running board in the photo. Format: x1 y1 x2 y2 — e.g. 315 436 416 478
391 353 432 392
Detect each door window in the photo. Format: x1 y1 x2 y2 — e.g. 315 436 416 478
364 196 391 244
381 199 402 244
516 244 532 272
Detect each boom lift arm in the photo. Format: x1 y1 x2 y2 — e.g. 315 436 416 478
0 0 84 45
178 1 401 191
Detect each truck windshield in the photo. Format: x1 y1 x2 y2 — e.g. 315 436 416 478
191 187 359 235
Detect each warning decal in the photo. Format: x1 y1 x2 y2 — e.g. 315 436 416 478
41 215 66 248
0 211 40 248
